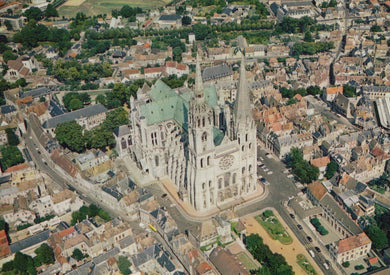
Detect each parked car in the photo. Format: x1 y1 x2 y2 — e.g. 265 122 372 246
161 193 168 199
289 213 295 219
297 224 303 230
307 236 313 242
315 247 321 253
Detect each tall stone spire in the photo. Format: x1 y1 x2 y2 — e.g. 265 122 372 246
195 53 204 99
234 55 252 126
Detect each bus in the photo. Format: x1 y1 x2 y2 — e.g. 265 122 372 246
149 224 157 232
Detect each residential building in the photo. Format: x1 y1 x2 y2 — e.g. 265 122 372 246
329 232 371 264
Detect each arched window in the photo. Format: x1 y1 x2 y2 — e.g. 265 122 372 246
200 158 204 168
202 182 205 190
242 167 245 174
202 117 205 127
246 134 248 142
233 173 237 184
198 119 201 127
207 156 210 166
155 156 159 167
218 178 222 189
209 181 212 188
249 165 252 173
249 143 252 149
242 145 245 152
202 132 207 142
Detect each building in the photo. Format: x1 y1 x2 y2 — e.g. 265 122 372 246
329 232 371 264
122 55 257 212
42 104 108 135
157 14 182 28
324 86 344 102
202 64 233 83
0 15 26 30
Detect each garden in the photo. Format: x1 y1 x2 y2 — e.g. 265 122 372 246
297 254 317 275
255 210 293 245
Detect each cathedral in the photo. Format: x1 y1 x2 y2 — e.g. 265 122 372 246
115 55 258 212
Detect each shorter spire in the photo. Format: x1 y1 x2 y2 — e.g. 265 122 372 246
195 52 204 98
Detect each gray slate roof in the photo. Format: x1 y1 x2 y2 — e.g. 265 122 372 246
159 14 181 21
0 105 17 114
10 230 50 253
202 64 232 82
132 244 162 267
114 125 131 137
119 235 135 249
42 104 107 129
93 247 119 265
21 87 50 98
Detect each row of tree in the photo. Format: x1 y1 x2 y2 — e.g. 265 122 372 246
71 204 111 225
246 233 293 274
285 148 319 184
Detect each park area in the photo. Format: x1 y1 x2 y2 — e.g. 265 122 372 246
58 0 170 17
297 254 317 275
255 209 293 245
242 210 323 275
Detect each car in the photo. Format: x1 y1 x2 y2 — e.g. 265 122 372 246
307 236 313 242
257 162 263 166
289 213 295 219
263 167 269 172
323 263 329 270
259 177 266 183
297 224 303 230
161 193 168 199
267 171 273 175
283 170 289 174
315 247 321 253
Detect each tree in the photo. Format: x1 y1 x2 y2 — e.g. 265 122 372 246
2 50 17 63
325 161 338 179
55 121 86 152
96 94 106 105
14 251 36 274
307 85 322 96
304 31 314 42
118 256 132 275
342 261 350 267
366 225 388 250
182 16 192 26
5 128 19 146
34 243 54 267
0 145 24 171
45 4 58 18
286 148 319 183
24 7 43 21
370 24 382 32
68 98 83 110
4 20 12 31
72 248 85 261
343 84 357 97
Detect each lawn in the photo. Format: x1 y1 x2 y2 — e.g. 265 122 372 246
237 252 259 271
58 0 170 18
297 254 317 275
255 210 293 245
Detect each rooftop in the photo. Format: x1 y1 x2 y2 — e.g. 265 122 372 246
336 232 371 253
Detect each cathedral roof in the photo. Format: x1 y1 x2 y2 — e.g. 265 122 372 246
213 127 225 146
140 80 217 130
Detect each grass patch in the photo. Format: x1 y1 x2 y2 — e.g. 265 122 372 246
297 254 316 275
255 211 293 245
371 185 386 194
237 252 259 271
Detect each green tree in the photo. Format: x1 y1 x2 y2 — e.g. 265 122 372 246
4 20 12 31
286 148 319 183
96 94 106 105
68 98 83 110
55 121 86 152
370 24 382 32
45 4 58 18
24 7 43 21
0 145 24 171
2 50 17 63
14 251 36 274
5 128 19 146
182 16 192 26
307 85 322 95
118 256 132 275
366 225 388 250
343 84 357 97
304 31 314 42
34 243 54 267
72 248 85 261
325 160 338 179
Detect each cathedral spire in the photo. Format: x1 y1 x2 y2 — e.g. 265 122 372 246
195 53 204 98
234 55 252 126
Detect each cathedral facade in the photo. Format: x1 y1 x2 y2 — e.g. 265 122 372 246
115 56 257 212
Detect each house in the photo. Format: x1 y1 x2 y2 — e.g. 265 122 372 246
332 93 352 118
76 150 109 171
310 156 331 173
5 55 38 82
157 14 182 28
324 86 343 102
307 181 362 239
0 15 26 30
0 105 17 119
209 246 249 275
144 67 165 79
51 189 83 216
42 104 108 135
202 64 233 83
329 232 371 264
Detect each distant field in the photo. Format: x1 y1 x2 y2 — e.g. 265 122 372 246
58 0 170 17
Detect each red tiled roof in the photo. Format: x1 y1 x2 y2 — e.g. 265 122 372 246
4 163 29 173
368 256 378 265
308 181 327 201
327 86 343 95
310 156 330 168
165 61 177 68
337 232 371 254
0 230 10 258
196 262 213 274
58 226 75 239
177 63 187 71
144 67 164 74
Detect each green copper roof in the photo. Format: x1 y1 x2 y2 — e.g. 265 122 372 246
205 86 218 106
150 80 177 101
213 127 225 146
140 80 218 132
